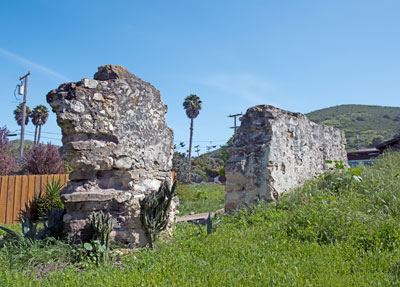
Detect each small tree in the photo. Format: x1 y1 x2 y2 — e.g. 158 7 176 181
23 144 66 174
0 126 19 175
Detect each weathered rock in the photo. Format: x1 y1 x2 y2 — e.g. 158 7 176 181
225 105 347 211
46 65 176 246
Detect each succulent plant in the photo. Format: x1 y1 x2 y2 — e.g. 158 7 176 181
86 211 113 265
206 212 221 234
0 209 65 243
89 211 113 250
140 180 177 248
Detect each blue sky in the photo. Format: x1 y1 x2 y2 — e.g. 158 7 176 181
0 1 399 154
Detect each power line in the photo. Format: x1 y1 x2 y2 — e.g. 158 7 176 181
17 132 61 141
25 130 61 135
228 113 242 135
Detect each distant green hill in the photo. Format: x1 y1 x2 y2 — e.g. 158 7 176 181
9 139 34 150
306 105 400 150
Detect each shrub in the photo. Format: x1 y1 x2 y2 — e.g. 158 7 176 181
218 166 226 177
0 126 19 175
35 180 65 218
172 151 190 183
23 143 66 174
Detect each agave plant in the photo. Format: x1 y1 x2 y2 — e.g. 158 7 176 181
0 209 65 243
0 212 37 243
37 208 65 239
140 180 177 248
206 212 221 234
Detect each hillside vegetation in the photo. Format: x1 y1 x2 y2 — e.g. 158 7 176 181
8 139 35 150
1 152 400 286
307 104 400 150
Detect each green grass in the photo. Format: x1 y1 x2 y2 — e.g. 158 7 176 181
1 152 400 286
0 224 20 237
176 183 225 215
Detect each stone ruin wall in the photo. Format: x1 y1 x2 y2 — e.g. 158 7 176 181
46 65 176 246
225 105 348 211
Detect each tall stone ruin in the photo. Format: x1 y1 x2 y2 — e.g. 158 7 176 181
225 105 347 211
46 65 176 246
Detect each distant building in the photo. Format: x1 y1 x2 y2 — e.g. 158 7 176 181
376 136 400 152
346 135 400 166
347 148 381 166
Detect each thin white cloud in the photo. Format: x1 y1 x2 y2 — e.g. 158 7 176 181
199 72 277 106
0 48 70 81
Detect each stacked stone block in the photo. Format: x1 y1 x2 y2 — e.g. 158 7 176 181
225 105 347 211
47 65 176 246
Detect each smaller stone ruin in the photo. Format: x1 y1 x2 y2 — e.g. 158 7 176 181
225 105 347 211
46 65 176 246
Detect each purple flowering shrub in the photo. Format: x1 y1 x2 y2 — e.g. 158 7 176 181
0 126 19 175
23 144 66 174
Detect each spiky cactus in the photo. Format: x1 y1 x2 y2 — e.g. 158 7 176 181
140 180 177 248
89 211 113 251
87 211 113 264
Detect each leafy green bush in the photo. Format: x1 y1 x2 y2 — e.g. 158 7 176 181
217 166 225 177
35 180 65 218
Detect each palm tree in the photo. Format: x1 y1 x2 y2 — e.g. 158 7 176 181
31 105 43 145
14 103 31 127
183 94 202 182
32 105 49 145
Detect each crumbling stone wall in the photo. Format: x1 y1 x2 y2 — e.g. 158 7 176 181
225 105 347 211
46 65 176 246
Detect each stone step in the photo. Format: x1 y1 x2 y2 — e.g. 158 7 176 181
176 208 224 224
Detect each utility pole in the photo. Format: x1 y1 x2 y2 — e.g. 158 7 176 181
356 135 360 151
228 113 242 135
18 72 30 162
194 145 200 157
206 145 216 153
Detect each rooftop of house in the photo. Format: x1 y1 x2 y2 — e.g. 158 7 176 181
376 136 400 150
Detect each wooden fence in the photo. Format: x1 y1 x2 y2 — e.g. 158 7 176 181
0 174 69 225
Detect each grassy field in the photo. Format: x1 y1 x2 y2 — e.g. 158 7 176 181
1 153 400 286
176 183 225 215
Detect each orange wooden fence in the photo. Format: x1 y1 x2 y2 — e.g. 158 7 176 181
0 174 69 225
